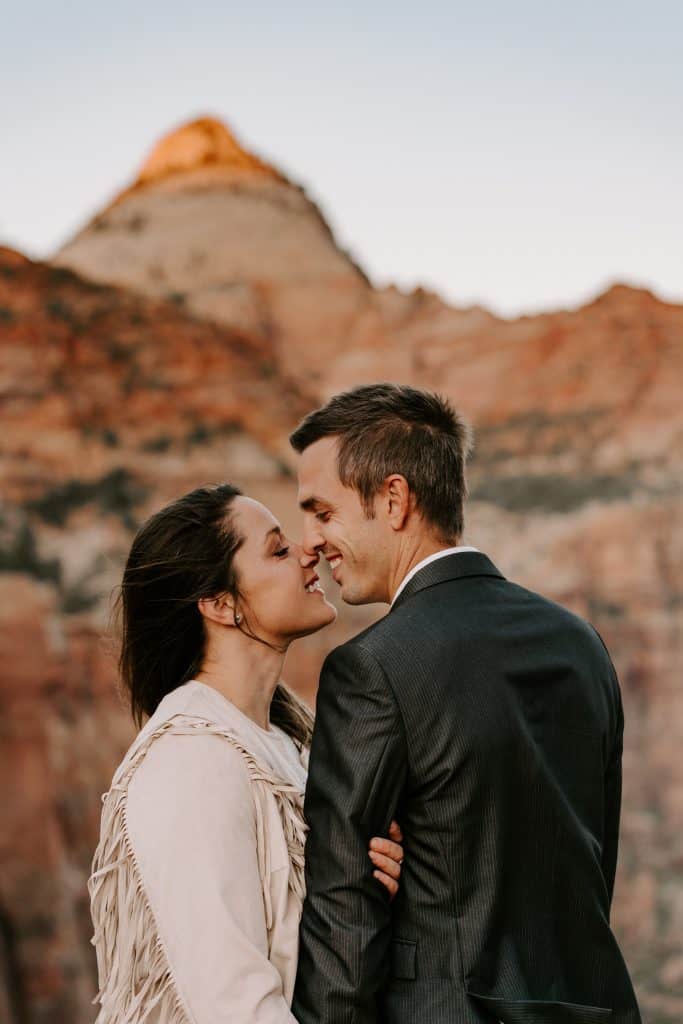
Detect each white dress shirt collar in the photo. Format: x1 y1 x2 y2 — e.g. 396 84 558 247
391 546 480 606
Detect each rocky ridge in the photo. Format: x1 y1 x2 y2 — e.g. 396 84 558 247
1 116 681 1022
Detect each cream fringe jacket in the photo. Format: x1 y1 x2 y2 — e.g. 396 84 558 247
89 681 309 1023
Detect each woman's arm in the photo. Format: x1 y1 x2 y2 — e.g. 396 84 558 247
126 731 298 1023
369 820 404 898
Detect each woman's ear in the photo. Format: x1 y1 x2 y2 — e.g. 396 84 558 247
197 593 238 627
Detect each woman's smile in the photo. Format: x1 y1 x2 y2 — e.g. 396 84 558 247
304 574 325 596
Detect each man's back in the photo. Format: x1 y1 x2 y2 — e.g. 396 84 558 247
294 552 641 1024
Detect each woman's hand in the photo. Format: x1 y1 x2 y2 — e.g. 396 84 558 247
368 819 404 900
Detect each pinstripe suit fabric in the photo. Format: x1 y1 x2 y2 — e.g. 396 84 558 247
293 552 641 1024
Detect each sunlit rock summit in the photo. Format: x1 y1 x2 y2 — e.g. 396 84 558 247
55 116 405 386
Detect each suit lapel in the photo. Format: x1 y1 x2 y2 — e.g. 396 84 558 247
391 552 505 613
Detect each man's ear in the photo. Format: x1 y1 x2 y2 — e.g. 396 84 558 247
197 592 238 627
383 475 412 531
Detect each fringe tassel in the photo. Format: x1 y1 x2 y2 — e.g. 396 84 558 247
89 714 308 1023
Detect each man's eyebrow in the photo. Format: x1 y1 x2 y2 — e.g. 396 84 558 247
299 496 327 512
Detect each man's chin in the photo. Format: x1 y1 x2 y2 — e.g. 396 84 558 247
339 582 379 606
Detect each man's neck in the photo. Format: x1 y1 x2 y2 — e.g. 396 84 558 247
389 541 479 606
388 538 460 604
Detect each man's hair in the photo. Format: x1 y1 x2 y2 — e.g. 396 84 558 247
290 383 474 541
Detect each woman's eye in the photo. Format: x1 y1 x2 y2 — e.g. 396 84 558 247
274 546 290 558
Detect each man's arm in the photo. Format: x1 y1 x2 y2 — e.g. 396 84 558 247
602 675 624 912
293 641 408 1024
589 624 624 913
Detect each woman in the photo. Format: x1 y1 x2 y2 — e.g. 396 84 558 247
90 484 404 1023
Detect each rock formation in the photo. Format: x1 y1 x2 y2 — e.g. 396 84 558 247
0 246 364 1021
54 116 407 386
0 115 680 1022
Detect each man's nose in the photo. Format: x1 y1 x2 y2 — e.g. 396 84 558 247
301 517 325 557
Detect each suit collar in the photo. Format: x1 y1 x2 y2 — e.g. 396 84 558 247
390 551 505 613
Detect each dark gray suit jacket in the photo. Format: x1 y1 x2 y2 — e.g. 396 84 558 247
292 552 641 1024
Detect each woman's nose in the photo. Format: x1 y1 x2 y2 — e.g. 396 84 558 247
297 543 320 568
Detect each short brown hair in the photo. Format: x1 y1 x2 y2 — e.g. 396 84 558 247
290 383 473 541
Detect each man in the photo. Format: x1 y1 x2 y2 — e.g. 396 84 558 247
290 383 641 1024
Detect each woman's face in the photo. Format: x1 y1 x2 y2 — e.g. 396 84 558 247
230 496 337 644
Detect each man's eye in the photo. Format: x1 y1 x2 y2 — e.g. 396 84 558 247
274 546 290 558
316 512 330 522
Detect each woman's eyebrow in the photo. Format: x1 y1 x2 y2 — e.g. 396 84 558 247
264 525 283 546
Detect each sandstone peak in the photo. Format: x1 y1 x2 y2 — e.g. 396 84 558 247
588 282 659 309
133 116 281 189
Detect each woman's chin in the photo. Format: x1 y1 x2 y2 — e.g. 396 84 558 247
288 601 338 639
311 599 338 631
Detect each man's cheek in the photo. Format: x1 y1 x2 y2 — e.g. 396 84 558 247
323 522 341 544
334 531 352 558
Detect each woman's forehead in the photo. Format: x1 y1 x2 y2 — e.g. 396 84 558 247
233 495 280 534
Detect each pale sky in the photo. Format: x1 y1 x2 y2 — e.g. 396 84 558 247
2 0 682 317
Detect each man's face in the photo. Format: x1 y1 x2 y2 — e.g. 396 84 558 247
296 437 393 605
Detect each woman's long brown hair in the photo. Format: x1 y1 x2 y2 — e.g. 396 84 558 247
117 483 314 748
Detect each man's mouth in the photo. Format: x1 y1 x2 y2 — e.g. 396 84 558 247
327 555 343 579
